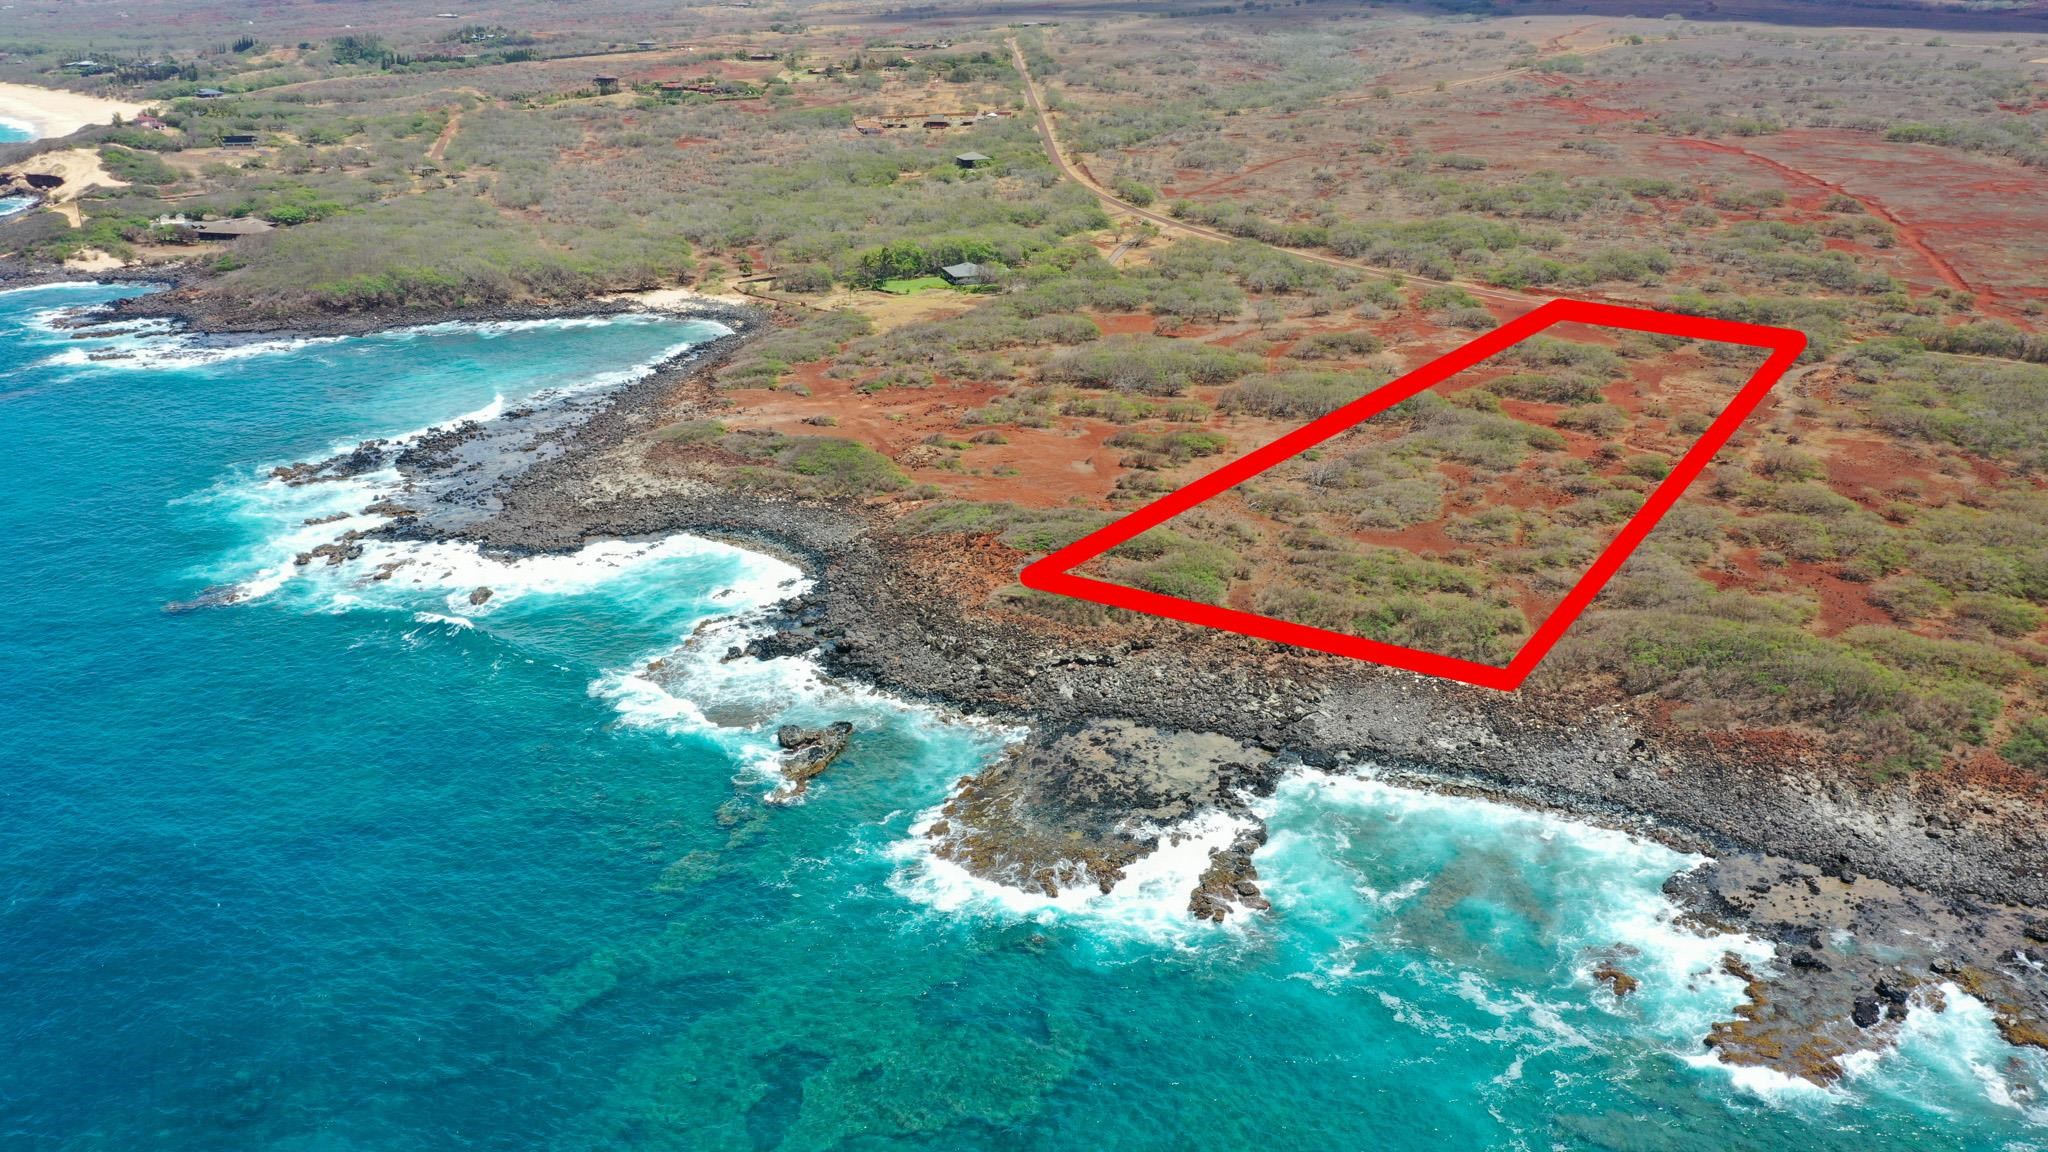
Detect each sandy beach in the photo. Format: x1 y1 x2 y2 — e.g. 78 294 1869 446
0 82 148 141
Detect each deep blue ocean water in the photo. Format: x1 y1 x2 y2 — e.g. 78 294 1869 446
1 282 2042 1150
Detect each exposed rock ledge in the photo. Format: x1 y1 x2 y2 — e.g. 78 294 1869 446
924 720 1276 912
144 295 2046 1091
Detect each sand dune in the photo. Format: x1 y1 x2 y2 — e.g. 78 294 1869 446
0 82 148 140
13 147 128 203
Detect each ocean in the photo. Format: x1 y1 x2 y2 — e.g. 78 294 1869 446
0 282 2041 1150
3 115 39 217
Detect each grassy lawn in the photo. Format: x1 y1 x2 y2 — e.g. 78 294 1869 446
877 276 952 296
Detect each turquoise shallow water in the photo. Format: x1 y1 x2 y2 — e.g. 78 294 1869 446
1 283 2042 1150
2 117 35 219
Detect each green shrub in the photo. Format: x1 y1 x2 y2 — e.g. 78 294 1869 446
98 145 179 185
1869 575 1949 622
1131 554 1231 603
1752 444 1822 480
1219 370 1383 419
1555 404 1628 437
2002 717 2048 772
1625 453 1674 481
1041 336 1256 396
654 419 727 444
776 264 834 293
1954 594 2045 638
776 438 905 494
1294 330 1384 360
1488 371 1604 404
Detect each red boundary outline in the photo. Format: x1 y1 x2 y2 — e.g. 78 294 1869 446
1018 298 1808 692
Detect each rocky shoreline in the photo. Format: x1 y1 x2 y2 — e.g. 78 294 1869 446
97 280 693 340
119 284 2048 1088
0 257 741 341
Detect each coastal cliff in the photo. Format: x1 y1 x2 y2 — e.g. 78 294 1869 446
63 281 2048 1086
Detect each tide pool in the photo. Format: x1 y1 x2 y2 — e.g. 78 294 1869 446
0 283 2040 1150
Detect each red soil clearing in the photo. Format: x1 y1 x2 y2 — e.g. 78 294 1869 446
1673 137 2019 323
1022 299 1808 690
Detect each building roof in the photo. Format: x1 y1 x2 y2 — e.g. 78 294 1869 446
194 88 225 97
194 217 275 236
956 152 991 163
940 262 988 280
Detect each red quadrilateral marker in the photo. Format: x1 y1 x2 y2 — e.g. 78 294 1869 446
1018 298 1807 691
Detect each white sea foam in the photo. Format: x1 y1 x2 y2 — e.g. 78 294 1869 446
593 603 1018 804
1836 983 2048 1127
1681 1051 1841 1106
348 533 799 615
388 313 730 340
889 801 1252 943
35 326 342 371
1259 770 1771 996
32 308 721 376
0 279 126 298
1248 766 1795 1097
178 308 733 609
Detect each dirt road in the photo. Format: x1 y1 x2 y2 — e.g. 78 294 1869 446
1006 39 1547 312
1672 137 2020 322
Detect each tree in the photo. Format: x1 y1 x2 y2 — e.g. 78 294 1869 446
331 34 389 66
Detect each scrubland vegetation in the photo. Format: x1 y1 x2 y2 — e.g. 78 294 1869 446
3 0 2044 775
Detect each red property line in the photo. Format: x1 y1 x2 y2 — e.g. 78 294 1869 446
1019 298 1808 691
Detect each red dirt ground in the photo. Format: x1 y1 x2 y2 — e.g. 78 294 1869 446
1671 132 2047 324
721 359 1131 508
1089 312 1158 336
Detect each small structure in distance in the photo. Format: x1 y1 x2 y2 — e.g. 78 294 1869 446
188 217 275 241
955 151 991 169
940 262 992 286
